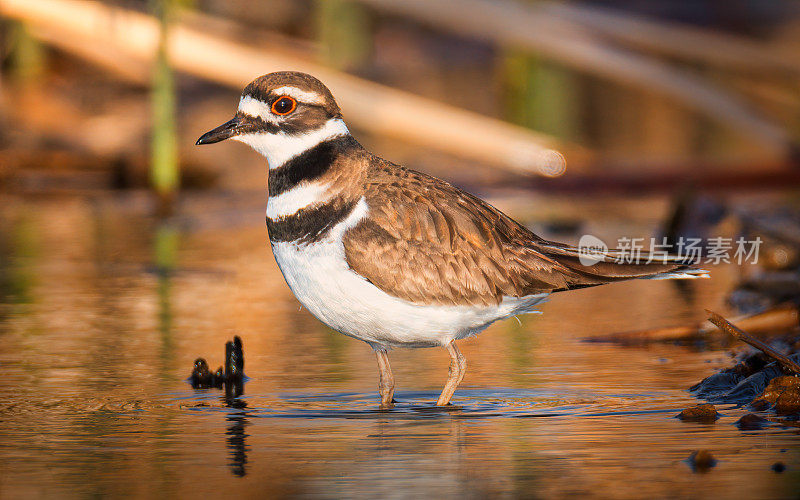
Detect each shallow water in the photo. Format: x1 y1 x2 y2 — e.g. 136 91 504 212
0 191 798 499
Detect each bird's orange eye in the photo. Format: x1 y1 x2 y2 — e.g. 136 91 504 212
271 96 297 115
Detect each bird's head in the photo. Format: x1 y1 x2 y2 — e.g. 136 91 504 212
196 71 348 168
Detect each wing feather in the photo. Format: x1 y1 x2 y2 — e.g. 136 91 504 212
342 161 702 307
342 163 574 306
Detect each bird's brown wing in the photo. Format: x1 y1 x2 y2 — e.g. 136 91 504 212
341 165 579 307
343 163 700 307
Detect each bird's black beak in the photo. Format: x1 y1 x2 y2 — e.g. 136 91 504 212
196 116 243 145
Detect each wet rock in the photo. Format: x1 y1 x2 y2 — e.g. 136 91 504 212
690 344 800 407
726 368 783 403
736 413 768 430
690 353 781 403
677 404 720 422
772 462 786 473
690 372 741 397
750 398 771 411
763 376 799 400
774 389 800 416
688 450 717 473
752 376 800 415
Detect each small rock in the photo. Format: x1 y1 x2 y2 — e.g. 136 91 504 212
772 462 786 473
677 404 720 422
736 413 768 431
689 450 717 472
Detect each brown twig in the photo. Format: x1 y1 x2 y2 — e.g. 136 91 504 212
585 304 798 344
706 309 800 375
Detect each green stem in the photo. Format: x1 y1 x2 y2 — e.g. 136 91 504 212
315 0 371 71
7 21 46 83
501 48 581 142
151 0 179 209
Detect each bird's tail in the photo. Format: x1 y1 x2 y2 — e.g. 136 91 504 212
536 239 709 291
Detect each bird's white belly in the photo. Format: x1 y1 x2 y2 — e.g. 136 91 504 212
268 197 548 348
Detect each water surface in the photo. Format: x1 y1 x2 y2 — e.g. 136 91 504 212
1 191 798 498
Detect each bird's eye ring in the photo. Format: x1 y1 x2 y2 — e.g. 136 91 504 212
271 96 297 116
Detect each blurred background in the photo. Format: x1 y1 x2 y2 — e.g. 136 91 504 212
3 0 800 195
1 1 800 498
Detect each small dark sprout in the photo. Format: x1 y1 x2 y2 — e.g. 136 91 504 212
272 96 297 115
189 337 246 389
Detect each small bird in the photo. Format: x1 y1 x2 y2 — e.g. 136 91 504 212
197 72 707 408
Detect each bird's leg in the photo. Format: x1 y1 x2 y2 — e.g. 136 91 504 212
436 341 467 406
375 349 395 409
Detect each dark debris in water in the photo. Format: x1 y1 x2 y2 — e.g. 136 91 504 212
190 358 225 389
189 336 246 393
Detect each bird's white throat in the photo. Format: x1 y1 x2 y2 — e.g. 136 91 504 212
233 116 349 169
267 181 332 220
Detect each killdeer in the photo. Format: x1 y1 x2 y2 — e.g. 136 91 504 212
197 71 708 408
